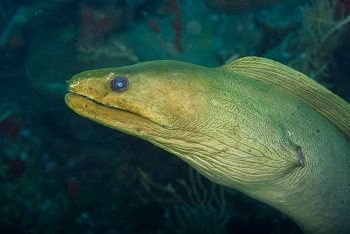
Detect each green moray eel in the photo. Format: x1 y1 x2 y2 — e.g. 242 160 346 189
65 57 350 234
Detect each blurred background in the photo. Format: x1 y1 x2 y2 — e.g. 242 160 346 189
0 0 349 233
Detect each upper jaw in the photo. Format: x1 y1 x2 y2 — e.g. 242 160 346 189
66 91 133 115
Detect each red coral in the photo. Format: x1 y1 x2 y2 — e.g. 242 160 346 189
146 17 161 33
336 0 350 17
79 3 122 46
0 118 20 141
166 0 184 52
67 177 80 201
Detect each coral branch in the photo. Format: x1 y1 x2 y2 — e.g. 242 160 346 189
166 0 184 52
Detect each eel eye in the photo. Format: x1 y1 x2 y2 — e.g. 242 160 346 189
111 76 129 92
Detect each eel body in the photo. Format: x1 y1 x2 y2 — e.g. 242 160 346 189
65 57 350 234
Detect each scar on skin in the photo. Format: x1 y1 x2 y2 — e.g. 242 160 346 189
107 72 115 80
296 146 305 167
69 80 80 88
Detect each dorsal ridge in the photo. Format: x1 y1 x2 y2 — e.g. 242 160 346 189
219 56 350 143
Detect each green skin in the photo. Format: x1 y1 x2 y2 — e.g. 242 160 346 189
65 60 350 234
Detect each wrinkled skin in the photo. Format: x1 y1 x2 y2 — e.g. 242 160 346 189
65 59 350 234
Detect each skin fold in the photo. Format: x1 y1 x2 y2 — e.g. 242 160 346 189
65 57 350 234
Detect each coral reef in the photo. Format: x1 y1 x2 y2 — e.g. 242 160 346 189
1 0 349 233
285 0 350 82
138 167 230 233
165 0 184 51
79 2 123 46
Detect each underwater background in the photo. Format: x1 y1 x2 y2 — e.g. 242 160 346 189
0 0 349 233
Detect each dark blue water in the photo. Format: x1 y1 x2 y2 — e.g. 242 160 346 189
1 0 349 233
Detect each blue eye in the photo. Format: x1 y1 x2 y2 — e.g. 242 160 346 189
111 76 128 92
